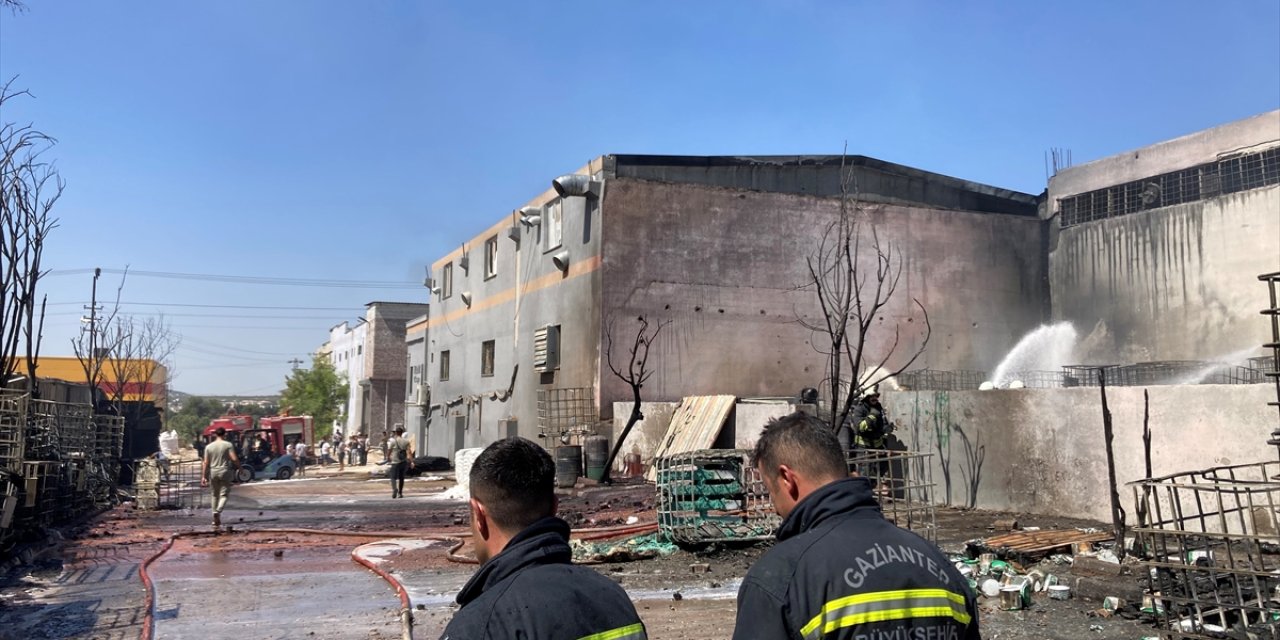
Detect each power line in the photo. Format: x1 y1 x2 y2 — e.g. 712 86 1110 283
45 300 365 311
181 335 308 356
45 311 343 320
48 268 422 289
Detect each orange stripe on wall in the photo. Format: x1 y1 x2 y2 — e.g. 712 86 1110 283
426 254 602 329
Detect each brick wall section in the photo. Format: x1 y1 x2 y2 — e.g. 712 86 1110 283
360 302 428 445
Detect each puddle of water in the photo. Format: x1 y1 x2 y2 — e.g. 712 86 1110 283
626 578 742 601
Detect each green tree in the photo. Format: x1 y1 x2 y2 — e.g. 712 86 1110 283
279 355 347 441
168 396 229 444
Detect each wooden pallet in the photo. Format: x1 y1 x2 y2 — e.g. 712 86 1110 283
972 529 1113 560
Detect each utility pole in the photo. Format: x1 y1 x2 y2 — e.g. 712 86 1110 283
84 268 102 387
288 358 303 370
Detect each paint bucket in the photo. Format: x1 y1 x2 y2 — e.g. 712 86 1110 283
1000 586 1024 610
1000 570 1019 586
1073 541 1093 555
1048 585 1071 600
1103 596 1125 611
1026 569 1047 592
1140 594 1165 615
583 435 610 481
622 453 643 477
989 559 1009 575
978 553 995 575
554 445 583 488
980 579 1002 598
1186 549 1213 566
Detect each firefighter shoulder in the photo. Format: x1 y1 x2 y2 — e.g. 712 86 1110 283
440 517 646 640
733 477 979 640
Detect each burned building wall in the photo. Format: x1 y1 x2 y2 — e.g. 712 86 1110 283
598 178 1049 413
1050 187 1280 364
883 385 1276 522
1047 110 1280 364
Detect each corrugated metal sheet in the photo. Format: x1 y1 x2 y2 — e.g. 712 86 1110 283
645 395 736 482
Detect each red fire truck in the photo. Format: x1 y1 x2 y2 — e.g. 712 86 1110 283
202 414 315 481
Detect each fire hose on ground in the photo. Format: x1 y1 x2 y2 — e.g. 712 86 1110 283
137 521 659 640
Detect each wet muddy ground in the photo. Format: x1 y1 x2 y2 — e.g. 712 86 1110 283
1 464 1166 639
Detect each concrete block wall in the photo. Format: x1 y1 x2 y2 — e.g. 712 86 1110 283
882 385 1277 522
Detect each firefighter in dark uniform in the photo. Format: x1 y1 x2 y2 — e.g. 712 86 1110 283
440 437 647 640
734 413 980 640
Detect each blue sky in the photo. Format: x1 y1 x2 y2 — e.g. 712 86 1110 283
2 1 1277 395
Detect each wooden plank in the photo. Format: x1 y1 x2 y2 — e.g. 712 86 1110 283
645 395 736 482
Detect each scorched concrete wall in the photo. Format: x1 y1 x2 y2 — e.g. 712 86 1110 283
882 385 1277 522
598 178 1048 412
1049 187 1280 363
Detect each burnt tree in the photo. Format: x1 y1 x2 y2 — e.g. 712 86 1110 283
799 152 930 433
601 315 669 483
1 80 60 387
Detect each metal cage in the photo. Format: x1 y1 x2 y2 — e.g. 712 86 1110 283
1129 461 1280 639
655 449 780 546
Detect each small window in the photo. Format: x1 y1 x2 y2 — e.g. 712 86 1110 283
357 345 362 355
544 200 563 251
481 340 495 377
484 236 498 279
440 351 451 381
442 262 454 299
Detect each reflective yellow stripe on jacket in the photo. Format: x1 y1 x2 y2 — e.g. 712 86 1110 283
801 588 971 639
577 622 647 640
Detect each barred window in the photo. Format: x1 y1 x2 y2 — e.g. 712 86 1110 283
1059 146 1280 227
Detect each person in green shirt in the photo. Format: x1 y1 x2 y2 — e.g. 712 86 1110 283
201 427 241 529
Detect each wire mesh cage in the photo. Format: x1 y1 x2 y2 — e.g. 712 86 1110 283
1062 364 1123 387
655 449 780 546
897 370 989 391
847 448 937 542
536 387 597 445
1129 461 1280 639
154 458 207 511
0 392 26 474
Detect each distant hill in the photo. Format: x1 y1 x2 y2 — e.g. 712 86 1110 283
170 390 281 413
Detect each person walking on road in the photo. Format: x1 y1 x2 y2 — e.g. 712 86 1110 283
200 427 241 529
440 437 648 639
733 412 979 640
386 427 414 498
294 441 308 477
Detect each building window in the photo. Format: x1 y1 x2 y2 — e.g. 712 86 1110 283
481 340 495 377
357 345 362 355
484 236 498 279
440 350 450 381
442 262 454 299
544 199 563 251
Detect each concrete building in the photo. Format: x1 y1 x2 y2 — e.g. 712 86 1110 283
320 302 428 445
359 302 429 446
321 320 367 437
420 154 1046 458
404 312 429 449
1046 109 1280 364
